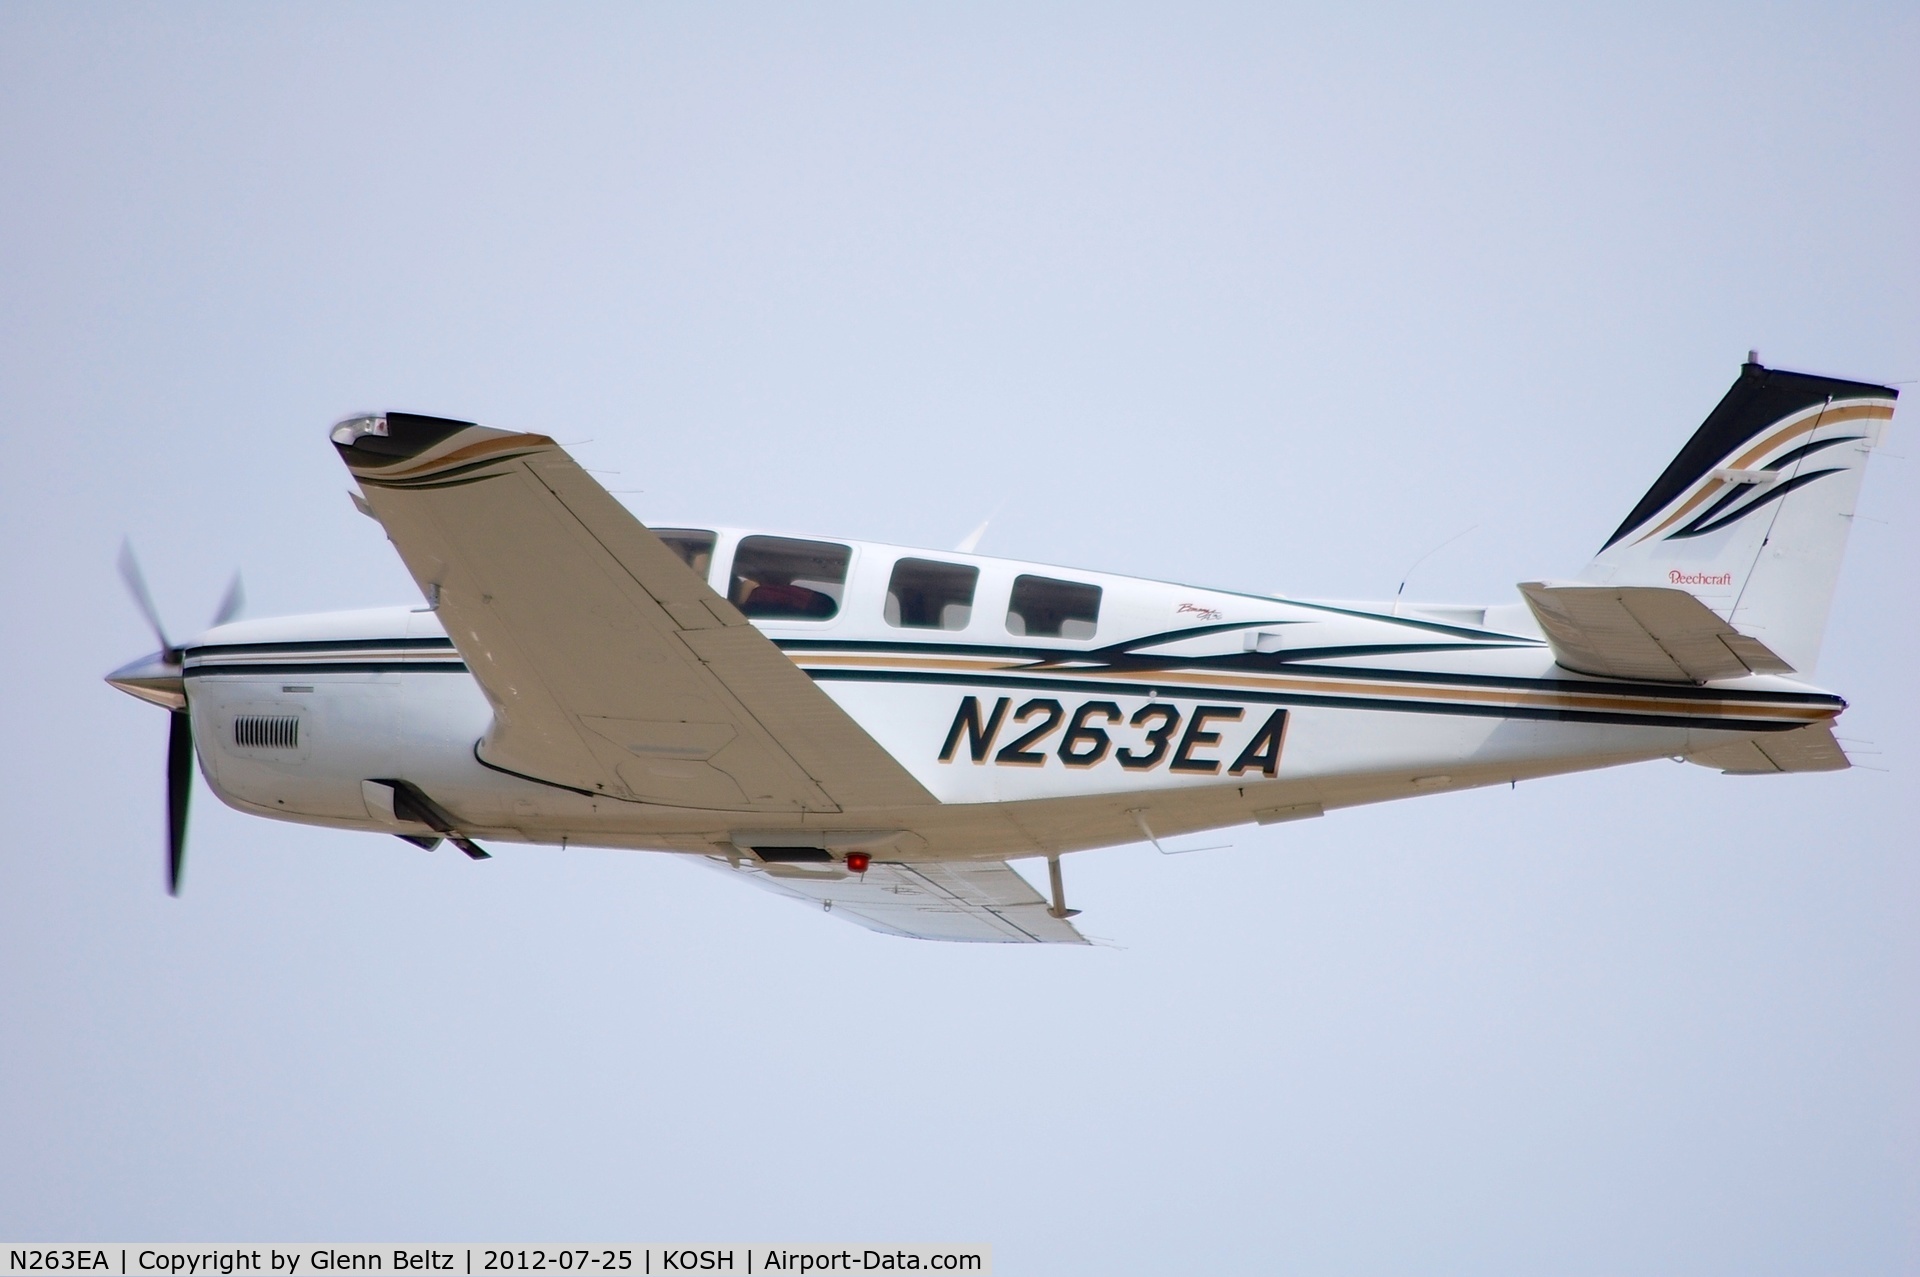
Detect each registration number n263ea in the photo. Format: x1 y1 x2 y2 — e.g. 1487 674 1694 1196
937 695 1287 776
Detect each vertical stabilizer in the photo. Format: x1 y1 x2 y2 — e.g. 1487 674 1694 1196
1580 358 1896 674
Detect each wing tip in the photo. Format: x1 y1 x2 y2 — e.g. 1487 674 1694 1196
331 412 557 483
331 412 478 464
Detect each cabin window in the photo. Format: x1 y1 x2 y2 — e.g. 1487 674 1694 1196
654 528 716 581
730 536 851 620
1007 574 1102 639
886 558 979 630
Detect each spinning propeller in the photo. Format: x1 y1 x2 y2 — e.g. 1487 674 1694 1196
108 543 243 895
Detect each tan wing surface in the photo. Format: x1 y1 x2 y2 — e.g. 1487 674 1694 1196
333 412 935 813
707 857 1091 943
1519 582 1795 684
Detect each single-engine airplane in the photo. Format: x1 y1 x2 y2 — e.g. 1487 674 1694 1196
109 356 1896 942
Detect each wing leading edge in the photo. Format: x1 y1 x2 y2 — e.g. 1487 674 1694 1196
332 412 935 814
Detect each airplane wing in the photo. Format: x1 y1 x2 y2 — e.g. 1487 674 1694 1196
1688 723 1851 774
1518 582 1795 683
332 412 935 813
706 857 1091 943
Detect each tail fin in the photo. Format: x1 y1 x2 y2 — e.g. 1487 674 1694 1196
1580 357 1897 674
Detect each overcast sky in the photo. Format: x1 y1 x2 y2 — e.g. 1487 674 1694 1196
2 4 1915 1273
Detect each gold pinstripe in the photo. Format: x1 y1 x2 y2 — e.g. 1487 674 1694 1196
1628 401 1892 546
791 652 1836 724
347 432 557 479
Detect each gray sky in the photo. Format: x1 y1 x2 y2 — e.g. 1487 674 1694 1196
2 4 1915 1272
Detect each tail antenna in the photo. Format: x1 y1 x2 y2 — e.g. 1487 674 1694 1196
1393 524 1479 610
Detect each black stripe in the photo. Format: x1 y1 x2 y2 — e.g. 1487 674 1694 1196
357 470 515 492
772 631 1538 668
1275 600 1541 642
179 641 1838 710
354 452 534 486
773 613 1541 663
1765 434 1864 471
184 637 458 657
777 637 1511 668
471 743 602 798
1244 661 1840 704
186 661 469 676
1669 467 1846 539
779 642 1838 705
1674 473 1779 534
1050 642 1537 675
804 666 1828 732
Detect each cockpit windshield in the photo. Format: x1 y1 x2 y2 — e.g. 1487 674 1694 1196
653 528 716 581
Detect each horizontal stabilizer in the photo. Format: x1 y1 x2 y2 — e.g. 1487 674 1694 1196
1519 582 1794 684
1688 723 1850 774
706 857 1090 944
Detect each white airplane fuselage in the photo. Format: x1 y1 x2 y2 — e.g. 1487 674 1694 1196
171 527 1841 863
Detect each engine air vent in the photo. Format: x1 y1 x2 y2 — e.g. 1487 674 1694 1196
234 714 300 749
750 846 834 863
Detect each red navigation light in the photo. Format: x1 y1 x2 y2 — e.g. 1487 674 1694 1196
846 851 872 874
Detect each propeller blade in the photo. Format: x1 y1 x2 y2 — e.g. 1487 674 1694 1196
117 540 176 660
167 709 192 895
210 572 245 628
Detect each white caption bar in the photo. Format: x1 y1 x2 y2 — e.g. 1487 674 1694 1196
1 1249 989 1277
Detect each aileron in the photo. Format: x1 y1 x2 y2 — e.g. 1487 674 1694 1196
708 857 1090 944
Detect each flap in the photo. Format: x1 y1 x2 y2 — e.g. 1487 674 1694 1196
707 857 1090 944
1689 724 1851 774
332 413 935 813
1518 582 1795 684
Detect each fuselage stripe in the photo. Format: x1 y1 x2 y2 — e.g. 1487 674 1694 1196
803 666 1830 732
179 638 1838 729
